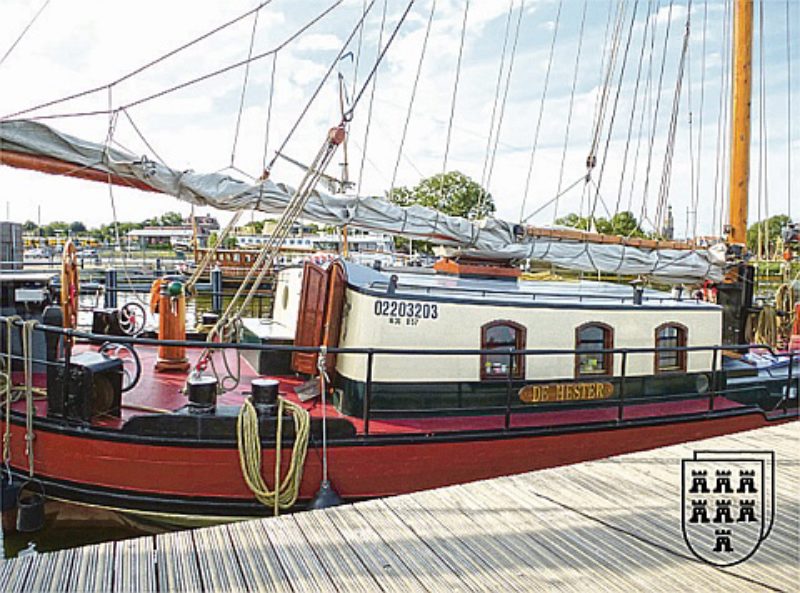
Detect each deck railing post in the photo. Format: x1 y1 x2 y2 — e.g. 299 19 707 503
710 348 719 412
786 352 795 413
618 350 628 422
211 267 223 313
104 268 117 309
504 349 513 431
363 351 373 436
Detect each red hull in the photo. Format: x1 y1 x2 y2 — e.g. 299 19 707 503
3 409 792 515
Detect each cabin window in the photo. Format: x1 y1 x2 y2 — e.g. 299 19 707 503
655 323 687 372
575 322 613 377
481 321 526 380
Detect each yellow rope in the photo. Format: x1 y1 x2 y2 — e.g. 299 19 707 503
752 304 779 348
236 397 310 515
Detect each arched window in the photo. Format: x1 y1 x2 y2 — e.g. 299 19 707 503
481 320 526 380
575 322 613 377
655 323 687 372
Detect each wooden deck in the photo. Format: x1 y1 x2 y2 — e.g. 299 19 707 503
1 422 798 592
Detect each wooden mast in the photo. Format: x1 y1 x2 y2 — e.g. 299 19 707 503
728 0 753 246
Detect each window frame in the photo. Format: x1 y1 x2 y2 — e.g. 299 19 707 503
654 322 688 373
574 322 614 378
480 320 527 381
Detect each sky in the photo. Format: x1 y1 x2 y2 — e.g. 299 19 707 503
0 0 796 239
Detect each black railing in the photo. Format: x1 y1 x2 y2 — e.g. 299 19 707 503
1 316 797 438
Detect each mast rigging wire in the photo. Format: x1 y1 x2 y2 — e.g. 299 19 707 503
691 0 708 237
615 0 655 218
484 0 525 200
588 0 641 225
640 0 676 229
230 6 262 168
711 0 732 236
629 0 660 217
520 0 563 222
480 0 516 190
786 0 793 219
440 0 470 200
654 1 692 234
0 0 52 70
1 0 277 120
552 0 589 223
389 0 437 196
355 0 389 197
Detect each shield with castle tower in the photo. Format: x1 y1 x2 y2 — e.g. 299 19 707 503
681 451 775 566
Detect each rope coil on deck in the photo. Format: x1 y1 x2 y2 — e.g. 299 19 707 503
236 397 310 515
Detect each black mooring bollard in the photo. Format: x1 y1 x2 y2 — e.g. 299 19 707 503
16 480 46 533
1 471 20 513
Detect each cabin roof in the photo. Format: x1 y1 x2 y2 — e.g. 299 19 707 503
340 260 718 310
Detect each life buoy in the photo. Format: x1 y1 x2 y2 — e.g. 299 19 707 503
60 240 79 332
149 278 165 314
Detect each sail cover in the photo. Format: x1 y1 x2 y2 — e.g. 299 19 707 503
0 119 724 283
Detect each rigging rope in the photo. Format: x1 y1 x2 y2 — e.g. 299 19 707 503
261 52 278 175
654 1 692 233
481 0 516 190
553 0 588 222
389 0 436 196
2 0 277 120
692 0 708 237
355 0 388 197
615 0 655 218
629 0 660 217
236 397 310 515
484 1 524 196
787 0 793 219
520 0 563 222
230 6 262 168
585 0 627 203
711 0 732 236
588 0 641 225
756 0 769 259
440 0 470 196
640 0 675 229
0 0 51 70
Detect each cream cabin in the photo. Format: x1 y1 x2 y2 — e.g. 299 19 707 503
265 260 724 417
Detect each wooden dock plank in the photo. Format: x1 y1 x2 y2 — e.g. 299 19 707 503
0 553 34 593
26 546 76 593
0 422 796 592
156 530 202 593
192 524 249 593
224 519 293 593
353 498 470 592
114 536 156 593
324 505 428 593
69 540 115 593
295 509 383 592
256 515 338 593
382 493 533 592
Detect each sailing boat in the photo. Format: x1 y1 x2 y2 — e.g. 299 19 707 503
0 0 796 521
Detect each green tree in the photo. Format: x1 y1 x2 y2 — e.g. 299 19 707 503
22 220 38 232
747 214 792 255
387 171 495 219
69 221 87 234
159 211 184 226
554 211 648 238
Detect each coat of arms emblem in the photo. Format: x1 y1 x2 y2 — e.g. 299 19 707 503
681 450 775 566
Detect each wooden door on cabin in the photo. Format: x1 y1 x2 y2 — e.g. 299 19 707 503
322 261 346 373
291 262 329 374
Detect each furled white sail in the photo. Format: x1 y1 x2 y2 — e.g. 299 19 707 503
0 120 724 283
